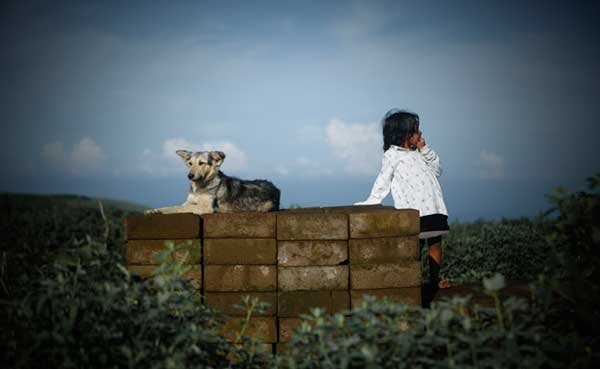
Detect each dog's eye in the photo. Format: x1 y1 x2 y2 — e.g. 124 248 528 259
188 162 192 166
198 161 205 165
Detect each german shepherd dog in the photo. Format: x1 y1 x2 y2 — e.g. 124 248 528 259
147 150 280 215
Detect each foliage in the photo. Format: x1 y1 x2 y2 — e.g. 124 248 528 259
273 279 589 368
427 216 558 284
544 173 600 336
0 195 270 369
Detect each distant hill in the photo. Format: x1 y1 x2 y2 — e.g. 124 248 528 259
0 193 150 213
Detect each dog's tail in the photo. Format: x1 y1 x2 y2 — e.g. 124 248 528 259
272 186 281 211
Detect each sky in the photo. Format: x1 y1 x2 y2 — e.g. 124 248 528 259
1 0 599 221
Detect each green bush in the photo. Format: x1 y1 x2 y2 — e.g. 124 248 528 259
1 236 272 369
432 217 557 284
274 278 589 369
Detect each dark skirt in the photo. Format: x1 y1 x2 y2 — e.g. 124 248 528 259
419 214 450 239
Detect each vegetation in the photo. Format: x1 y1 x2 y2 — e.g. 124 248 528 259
1 173 598 368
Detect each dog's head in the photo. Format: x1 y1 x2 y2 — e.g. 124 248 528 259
176 150 225 186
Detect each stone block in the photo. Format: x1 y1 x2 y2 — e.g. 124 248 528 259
127 264 202 289
351 287 422 308
350 261 421 289
219 317 277 343
349 236 419 264
204 292 277 316
204 238 276 264
203 212 276 238
278 290 350 317
125 213 201 240
126 239 201 265
349 209 419 238
277 212 348 240
277 240 348 266
204 265 276 291
278 266 348 291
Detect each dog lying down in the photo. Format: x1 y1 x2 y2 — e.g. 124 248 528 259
147 150 280 215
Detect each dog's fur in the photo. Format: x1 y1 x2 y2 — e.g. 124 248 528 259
148 150 280 215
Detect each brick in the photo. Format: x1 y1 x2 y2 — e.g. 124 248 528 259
204 292 277 316
204 238 276 264
279 318 304 342
351 287 422 308
349 209 419 238
126 239 201 265
125 213 201 240
127 264 202 289
281 205 395 213
349 236 419 264
219 317 277 343
350 261 421 289
278 240 348 266
203 212 276 238
204 265 276 291
277 213 348 240
278 266 348 291
278 290 350 317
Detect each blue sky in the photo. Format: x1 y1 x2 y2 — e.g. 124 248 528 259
1 0 599 221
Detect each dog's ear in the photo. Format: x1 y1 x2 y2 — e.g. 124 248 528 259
176 150 192 161
210 151 226 167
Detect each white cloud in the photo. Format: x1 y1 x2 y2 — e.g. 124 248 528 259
41 137 107 175
275 164 289 176
476 149 505 180
138 138 247 176
325 118 381 175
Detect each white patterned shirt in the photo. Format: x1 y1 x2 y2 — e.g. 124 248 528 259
354 144 448 217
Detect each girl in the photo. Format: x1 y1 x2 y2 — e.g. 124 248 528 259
354 109 450 298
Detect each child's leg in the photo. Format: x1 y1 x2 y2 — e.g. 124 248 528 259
427 236 450 289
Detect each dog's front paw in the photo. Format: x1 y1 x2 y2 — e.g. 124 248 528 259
144 209 162 215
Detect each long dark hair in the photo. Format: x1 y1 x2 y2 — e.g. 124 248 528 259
382 109 420 151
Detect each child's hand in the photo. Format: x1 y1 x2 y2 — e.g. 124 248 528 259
416 135 426 149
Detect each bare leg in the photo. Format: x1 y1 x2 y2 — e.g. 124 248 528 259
427 238 450 289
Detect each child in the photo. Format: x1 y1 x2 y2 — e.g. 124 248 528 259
354 109 450 299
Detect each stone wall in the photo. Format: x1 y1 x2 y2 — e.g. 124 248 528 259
124 205 421 353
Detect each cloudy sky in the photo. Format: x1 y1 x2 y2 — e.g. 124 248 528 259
1 0 599 221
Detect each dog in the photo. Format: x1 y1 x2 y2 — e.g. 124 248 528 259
147 150 280 215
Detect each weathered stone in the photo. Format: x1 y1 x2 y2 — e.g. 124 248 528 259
219 317 277 343
278 266 348 291
203 212 276 238
349 209 419 238
127 264 202 289
277 290 350 317
204 292 277 316
126 239 201 265
125 213 201 240
280 205 395 213
278 317 304 342
204 265 276 291
204 238 276 264
349 236 419 264
350 261 421 289
277 240 348 266
351 287 422 307
277 213 348 240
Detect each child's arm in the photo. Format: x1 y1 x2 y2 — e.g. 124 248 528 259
354 152 396 205
419 144 443 177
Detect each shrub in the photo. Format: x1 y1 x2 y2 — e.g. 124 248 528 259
274 276 590 369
